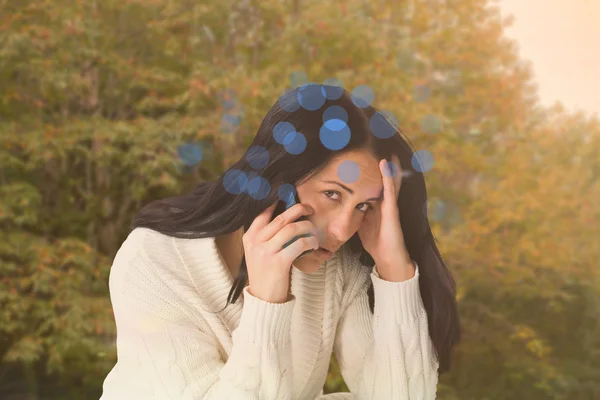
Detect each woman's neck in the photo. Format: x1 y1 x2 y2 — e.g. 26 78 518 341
215 227 245 280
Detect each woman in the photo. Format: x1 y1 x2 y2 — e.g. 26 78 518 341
100 84 461 399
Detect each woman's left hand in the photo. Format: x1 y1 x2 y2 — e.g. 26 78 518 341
357 154 413 276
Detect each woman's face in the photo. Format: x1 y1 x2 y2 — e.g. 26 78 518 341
292 149 388 274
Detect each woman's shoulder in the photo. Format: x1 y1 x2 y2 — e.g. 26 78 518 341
112 227 173 265
117 226 213 256
114 228 226 291
110 227 205 283
108 228 211 326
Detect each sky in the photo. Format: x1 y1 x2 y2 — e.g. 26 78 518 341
497 0 600 117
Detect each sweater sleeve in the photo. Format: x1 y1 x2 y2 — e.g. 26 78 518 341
100 253 297 400
330 259 439 400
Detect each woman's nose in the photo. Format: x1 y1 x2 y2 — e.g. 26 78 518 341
327 219 356 244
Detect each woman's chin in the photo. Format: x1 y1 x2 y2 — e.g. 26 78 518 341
293 256 322 273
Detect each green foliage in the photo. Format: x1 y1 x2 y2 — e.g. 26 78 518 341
323 353 349 394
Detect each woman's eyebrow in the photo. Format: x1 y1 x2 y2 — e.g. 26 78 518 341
322 180 383 202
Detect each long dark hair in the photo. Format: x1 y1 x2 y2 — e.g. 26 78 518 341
130 84 461 374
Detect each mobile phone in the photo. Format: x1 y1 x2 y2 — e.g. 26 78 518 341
271 189 314 260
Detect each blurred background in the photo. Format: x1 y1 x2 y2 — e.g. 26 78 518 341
0 0 599 398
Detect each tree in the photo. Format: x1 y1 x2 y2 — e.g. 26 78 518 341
1 0 599 398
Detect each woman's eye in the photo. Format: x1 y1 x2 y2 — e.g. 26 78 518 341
324 190 339 200
324 191 371 213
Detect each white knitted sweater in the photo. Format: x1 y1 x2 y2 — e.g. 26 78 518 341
99 227 439 399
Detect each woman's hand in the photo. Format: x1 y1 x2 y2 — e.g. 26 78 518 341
357 155 414 279
243 202 319 303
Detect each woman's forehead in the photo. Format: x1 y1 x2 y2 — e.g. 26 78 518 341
313 153 384 194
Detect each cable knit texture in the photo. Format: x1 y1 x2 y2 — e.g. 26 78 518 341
100 227 439 399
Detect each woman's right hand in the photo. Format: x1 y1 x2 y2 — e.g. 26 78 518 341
242 201 319 303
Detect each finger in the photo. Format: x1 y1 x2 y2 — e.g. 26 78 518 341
380 158 396 197
268 218 317 253
380 158 400 216
279 234 319 264
391 154 402 194
257 203 314 244
383 155 402 197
